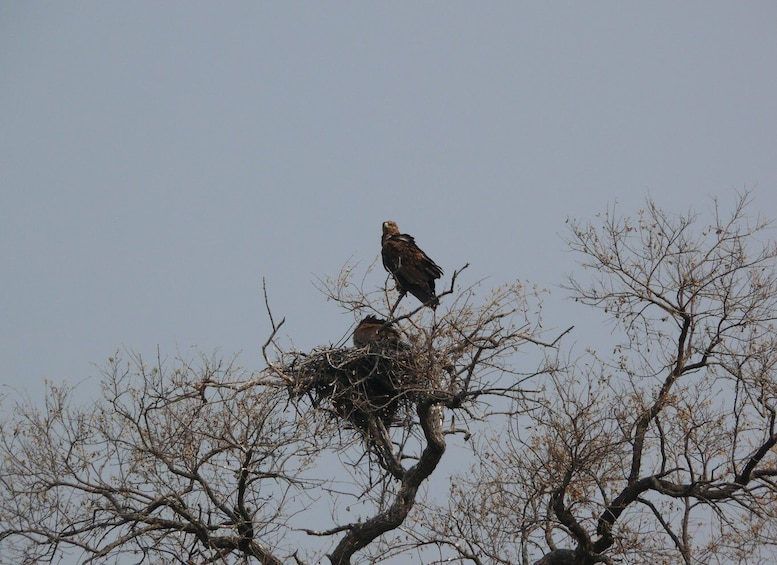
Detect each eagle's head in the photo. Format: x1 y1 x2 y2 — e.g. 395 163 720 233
382 221 400 237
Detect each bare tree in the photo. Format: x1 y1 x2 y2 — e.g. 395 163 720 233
0 262 554 563
417 193 777 564
4 194 776 565
0 352 322 564
266 266 556 564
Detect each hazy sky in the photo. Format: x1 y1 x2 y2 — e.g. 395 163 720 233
2 3 776 408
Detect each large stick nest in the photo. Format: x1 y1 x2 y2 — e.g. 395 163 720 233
284 343 429 434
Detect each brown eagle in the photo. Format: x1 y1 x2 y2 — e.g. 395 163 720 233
381 221 443 309
353 315 402 347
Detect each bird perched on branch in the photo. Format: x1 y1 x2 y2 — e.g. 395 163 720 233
381 221 443 309
353 315 403 348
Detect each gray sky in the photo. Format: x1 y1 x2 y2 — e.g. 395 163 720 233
0 2 777 400
2 2 776 424
2 3 777 563
0 2 777 410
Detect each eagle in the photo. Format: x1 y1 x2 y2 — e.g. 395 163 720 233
353 315 402 348
381 221 443 309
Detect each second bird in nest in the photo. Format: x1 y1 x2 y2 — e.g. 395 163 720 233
353 315 403 348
